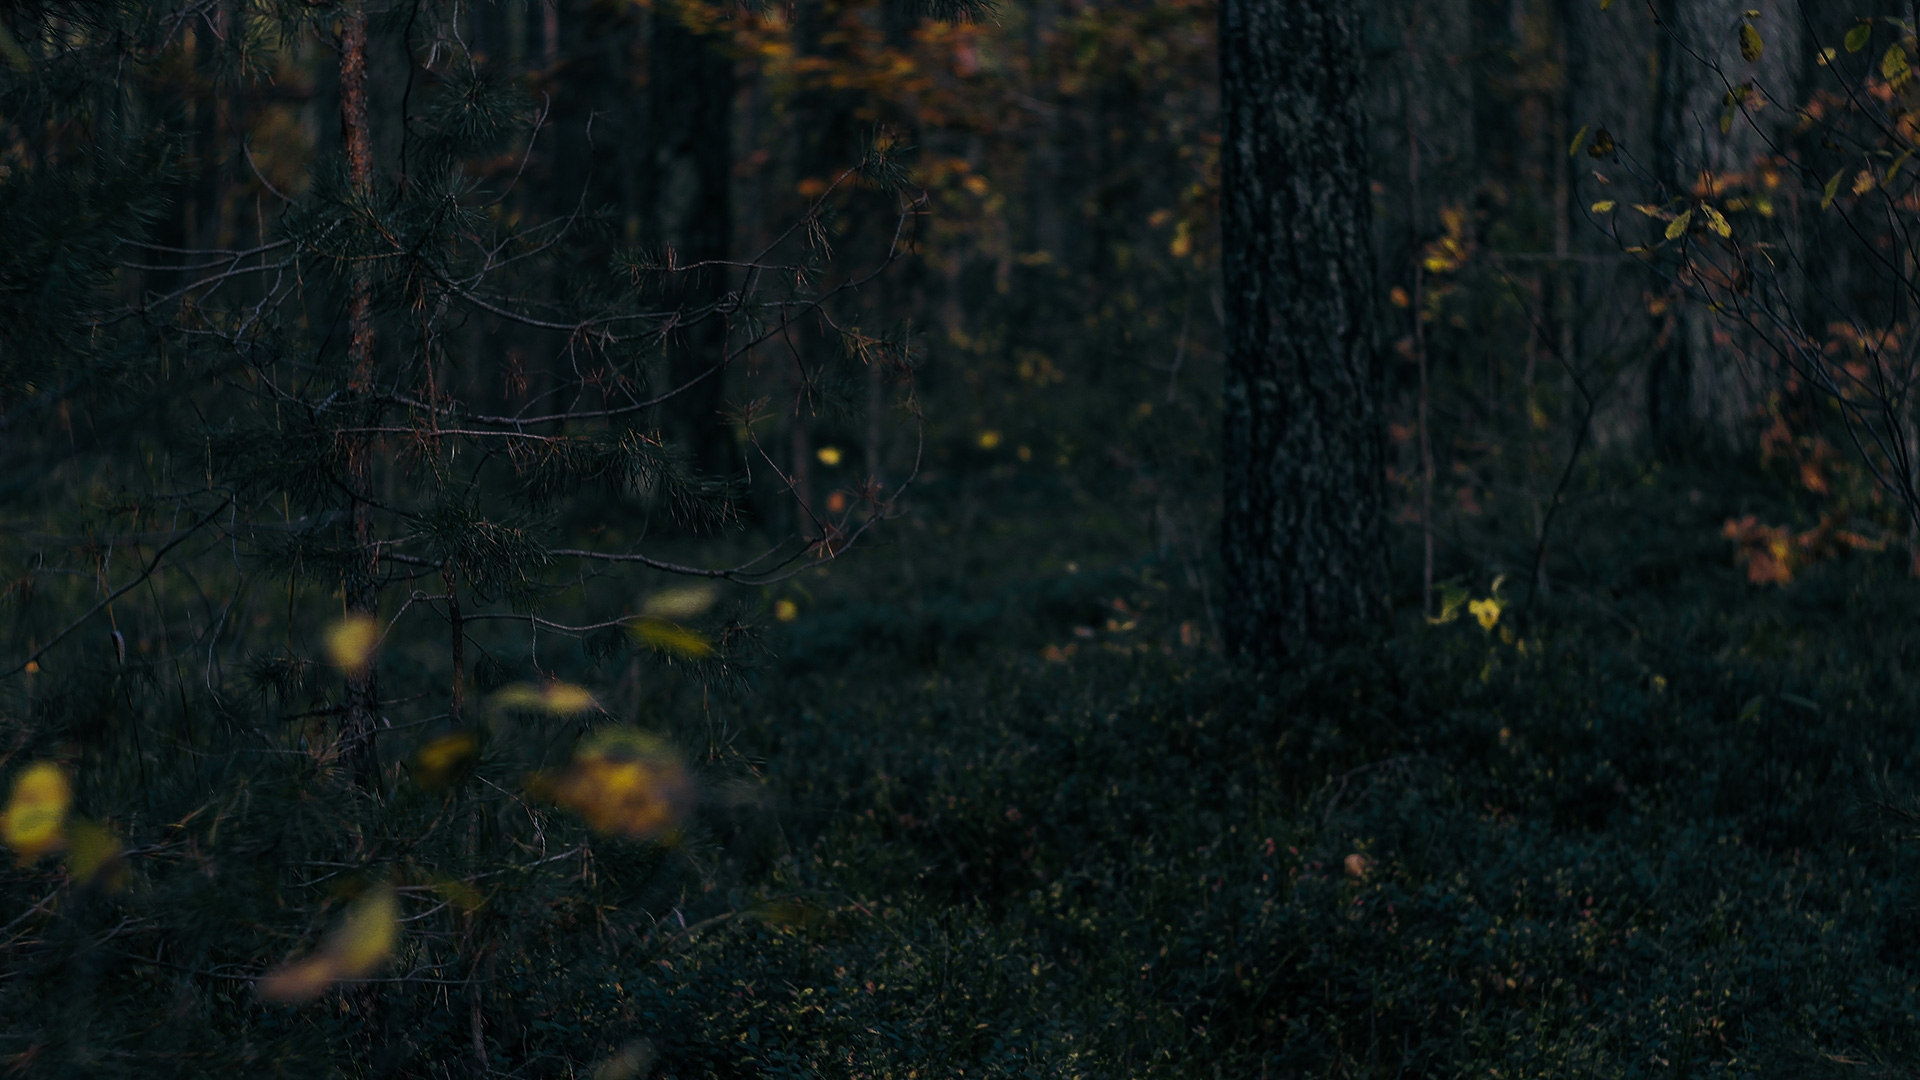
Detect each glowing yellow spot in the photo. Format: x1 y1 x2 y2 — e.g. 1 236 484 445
324 614 379 673
332 888 398 975
491 682 602 716
1469 597 1502 632
816 446 843 466
773 599 800 622
630 619 715 659
976 430 1002 450
66 819 124 890
642 585 717 620
1 762 70 864
1169 220 1193 259
258 886 399 1002
542 683 599 714
528 728 694 839
410 731 480 790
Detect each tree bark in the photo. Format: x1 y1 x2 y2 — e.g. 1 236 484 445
1649 0 1802 457
1218 0 1386 661
339 0 381 788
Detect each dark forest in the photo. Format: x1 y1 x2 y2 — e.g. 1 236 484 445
3 0 1920 1075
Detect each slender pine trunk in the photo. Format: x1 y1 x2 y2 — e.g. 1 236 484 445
339 0 380 788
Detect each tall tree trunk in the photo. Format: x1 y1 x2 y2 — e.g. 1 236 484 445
1218 0 1386 660
339 0 381 788
650 0 734 477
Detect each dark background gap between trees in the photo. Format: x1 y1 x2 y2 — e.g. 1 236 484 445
6 0 1920 1077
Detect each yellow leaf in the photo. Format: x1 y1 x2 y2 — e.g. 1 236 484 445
430 876 485 914
977 430 1002 449
1568 123 1589 158
491 684 546 711
1587 127 1615 157
1600 0 1613 10
1590 199 1617 213
815 446 842 466
1890 149 1913 184
1739 22 1763 63
66 819 125 890
410 731 479 790
1169 221 1194 259
1665 209 1694 240
773 598 800 622
630 618 716 659
256 955 335 1003
1469 597 1503 632
330 886 399 976
258 886 399 1002
542 683 599 715
1633 203 1666 217
1428 582 1470 625
1822 170 1844 209
1846 21 1872 53
1885 42 1912 87
491 682 600 715
324 614 379 673
1701 204 1732 237
1 762 70 864
1818 46 1837 66
1853 168 1877 195
641 585 717 620
533 728 695 839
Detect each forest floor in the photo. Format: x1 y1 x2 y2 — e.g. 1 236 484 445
557 465 1920 1078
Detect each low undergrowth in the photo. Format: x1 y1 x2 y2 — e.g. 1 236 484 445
602 561 1920 1078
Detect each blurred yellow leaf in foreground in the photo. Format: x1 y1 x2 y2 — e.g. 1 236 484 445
493 682 601 716
1 762 70 864
410 731 480 790
630 618 715 659
324 614 380 673
1469 597 1502 632
67 819 125 890
259 886 399 1003
642 585 717 620
528 728 694 839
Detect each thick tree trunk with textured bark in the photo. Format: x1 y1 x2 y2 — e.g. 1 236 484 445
1218 0 1387 661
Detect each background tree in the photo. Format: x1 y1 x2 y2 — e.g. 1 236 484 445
1218 0 1386 660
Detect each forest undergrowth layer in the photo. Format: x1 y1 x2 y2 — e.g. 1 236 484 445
595 473 1920 1079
